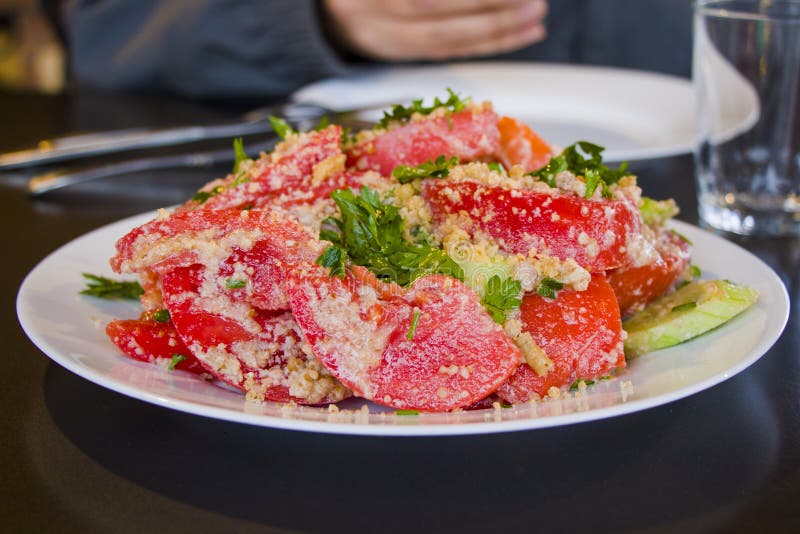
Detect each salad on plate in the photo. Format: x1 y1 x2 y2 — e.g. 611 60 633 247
90 90 757 413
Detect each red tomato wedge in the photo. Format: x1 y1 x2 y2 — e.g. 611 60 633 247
160 265 350 404
286 264 522 412
253 170 382 209
608 228 692 316
250 170 394 236
106 318 205 374
346 108 500 175
421 180 643 272
495 116 554 172
180 125 344 211
497 274 625 404
111 208 323 293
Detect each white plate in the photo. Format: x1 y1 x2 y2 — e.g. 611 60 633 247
293 62 753 162
17 213 788 436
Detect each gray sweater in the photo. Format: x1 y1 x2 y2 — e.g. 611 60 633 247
63 0 692 99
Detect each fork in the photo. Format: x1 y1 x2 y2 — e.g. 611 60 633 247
1 101 376 170
26 116 376 196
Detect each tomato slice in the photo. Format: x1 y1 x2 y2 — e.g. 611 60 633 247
607 228 692 316
497 274 625 404
247 170 395 237
106 318 205 374
422 179 643 272
253 170 376 208
112 208 323 278
181 125 344 211
286 264 521 412
346 108 500 175
160 265 350 404
495 116 554 172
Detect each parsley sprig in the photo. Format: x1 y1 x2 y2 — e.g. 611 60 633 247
316 187 463 286
192 138 251 204
232 137 250 174
536 277 564 299
378 88 471 128
529 142 629 199
569 379 596 390
168 354 186 370
481 275 522 324
152 309 171 322
268 115 295 139
639 197 679 226
80 273 144 300
407 309 421 340
392 155 458 184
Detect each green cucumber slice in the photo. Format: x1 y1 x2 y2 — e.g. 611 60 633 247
457 258 513 297
623 280 758 358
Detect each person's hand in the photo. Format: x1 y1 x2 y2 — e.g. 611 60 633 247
321 0 548 61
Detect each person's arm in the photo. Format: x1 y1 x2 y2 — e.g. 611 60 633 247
320 0 548 61
63 0 351 98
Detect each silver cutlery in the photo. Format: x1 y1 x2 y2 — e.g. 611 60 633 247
1 101 375 170
26 116 376 196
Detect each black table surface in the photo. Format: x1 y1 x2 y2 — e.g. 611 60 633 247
2 90 798 534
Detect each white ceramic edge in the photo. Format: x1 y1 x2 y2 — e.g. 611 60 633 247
16 215 789 436
291 62 697 162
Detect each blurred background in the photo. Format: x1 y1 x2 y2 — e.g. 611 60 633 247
0 0 65 93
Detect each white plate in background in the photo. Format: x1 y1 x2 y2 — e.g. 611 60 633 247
295 62 712 162
17 211 788 436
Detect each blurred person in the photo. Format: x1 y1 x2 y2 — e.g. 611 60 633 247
62 0 691 99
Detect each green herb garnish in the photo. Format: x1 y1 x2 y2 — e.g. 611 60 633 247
395 409 419 416
80 273 144 300
392 155 458 184
670 229 693 245
481 275 522 324
340 126 356 148
225 278 246 289
671 301 698 313
168 354 186 370
639 197 679 226
153 309 171 323
232 137 250 174
529 142 628 198
487 162 505 174
569 379 596 390
407 309 421 340
583 169 603 199
316 187 463 286
315 115 330 131
536 277 564 299
193 138 253 204
315 246 347 278
192 185 224 204
378 88 471 128
690 265 702 278
269 115 295 140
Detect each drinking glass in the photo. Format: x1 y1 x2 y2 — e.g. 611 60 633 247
693 0 800 236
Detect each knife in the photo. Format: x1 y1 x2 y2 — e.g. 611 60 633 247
26 141 273 196
26 114 377 196
1 101 335 170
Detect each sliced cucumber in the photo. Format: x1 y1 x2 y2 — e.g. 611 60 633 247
455 258 514 298
623 280 758 358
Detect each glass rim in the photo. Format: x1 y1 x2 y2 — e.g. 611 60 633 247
695 0 800 22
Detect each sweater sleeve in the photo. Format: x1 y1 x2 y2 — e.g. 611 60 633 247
63 0 352 98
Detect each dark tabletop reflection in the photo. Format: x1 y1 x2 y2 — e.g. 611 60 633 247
43 358 781 533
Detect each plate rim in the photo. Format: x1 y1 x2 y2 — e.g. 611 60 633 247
16 213 790 436
291 61 698 162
